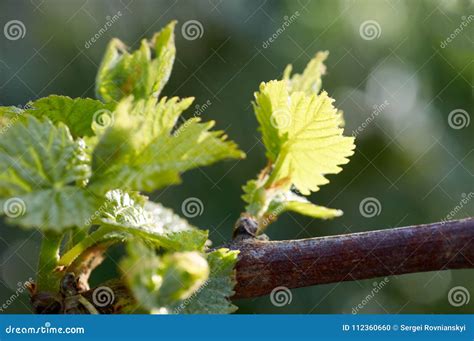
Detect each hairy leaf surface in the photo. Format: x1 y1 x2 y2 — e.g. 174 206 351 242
0 116 98 230
96 21 176 102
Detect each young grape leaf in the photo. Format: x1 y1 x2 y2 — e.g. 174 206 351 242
0 96 113 138
178 248 239 314
255 80 355 195
253 80 288 162
243 180 341 228
27 96 114 137
284 201 342 219
96 21 176 103
0 115 99 230
243 53 355 229
0 106 24 131
99 189 208 251
266 191 342 220
120 240 209 313
89 97 244 194
241 178 267 217
283 51 328 95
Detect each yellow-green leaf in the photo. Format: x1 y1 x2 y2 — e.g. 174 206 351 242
258 80 355 195
95 21 176 102
283 51 328 95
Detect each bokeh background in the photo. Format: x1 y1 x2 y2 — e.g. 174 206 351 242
0 0 473 314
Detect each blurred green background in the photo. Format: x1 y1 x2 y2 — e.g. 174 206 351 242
0 0 473 314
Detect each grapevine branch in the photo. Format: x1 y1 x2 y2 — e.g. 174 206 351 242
33 217 474 313
230 217 474 298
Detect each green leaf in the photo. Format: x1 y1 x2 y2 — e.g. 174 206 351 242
284 201 342 219
99 189 208 251
283 51 328 95
241 178 267 217
243 185 341 228
90 99 141 177
89 97 244 194
178 248 239 314
266 191 342 220
244 54 354 229
253 81 288 162
0 96 113 138
25 96 114 138
121 241 209 313
1 188 99 232
0 115 99 230
95 21 176 103
0 106 24 131
256 80 355 195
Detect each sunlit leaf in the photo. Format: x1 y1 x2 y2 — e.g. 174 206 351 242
89 97 244 194
96 21 176 102
0 115 98 230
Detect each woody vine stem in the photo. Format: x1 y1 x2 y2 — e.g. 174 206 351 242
31 217 474 313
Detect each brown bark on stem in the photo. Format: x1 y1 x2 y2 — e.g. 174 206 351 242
44 218 474 313
231 218 474 298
